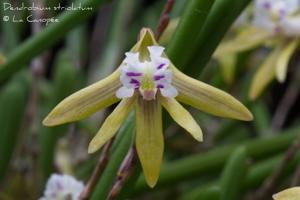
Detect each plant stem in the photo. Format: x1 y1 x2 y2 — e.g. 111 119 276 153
90 114 135 200
79 139 114 200
166 0 215 68
271 67 300 132
187 0 251 76
155 0 176 40
291 162 300 186
255 135 300 199
107 146 137 200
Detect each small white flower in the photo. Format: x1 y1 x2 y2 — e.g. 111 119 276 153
116 46 178 100
253 0 300 36
40 174 84 200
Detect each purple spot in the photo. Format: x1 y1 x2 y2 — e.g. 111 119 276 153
154 75 165 81
130 79 139 84
130 79 140 88
126 72 142 77
157 63 165 69
263 2 271 10
157 84 164 89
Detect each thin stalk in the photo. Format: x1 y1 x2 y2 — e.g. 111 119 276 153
79 139 114 200
155 0 176 40
107 146 137 200
186 0 251 76
90 114 135 200
271 67 300 132
255 135 300 199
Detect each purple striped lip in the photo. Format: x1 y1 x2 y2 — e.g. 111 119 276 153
130 79 140 84
157 84 164 88
126 72 142 76
154 75 165 81
157 63 165 69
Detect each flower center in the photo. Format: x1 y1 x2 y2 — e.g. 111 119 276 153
116 46 178 100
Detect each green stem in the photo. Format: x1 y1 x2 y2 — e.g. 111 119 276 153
0 72 30 181
220 146 248 200
166 0 215 69
252 101 271 137
90 114 135 200
186 0 251 76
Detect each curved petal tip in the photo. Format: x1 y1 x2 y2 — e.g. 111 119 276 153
42 115 57 127
239 108 254 121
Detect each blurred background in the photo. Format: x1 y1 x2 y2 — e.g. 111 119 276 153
0 0 300 199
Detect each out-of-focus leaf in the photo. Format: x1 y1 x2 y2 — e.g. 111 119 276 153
166 0 215 68
214 26 270 57
249 45 283 100
89 0 136 81
38 51 79 180
217 53 237 85
220 146 248 200
187 0 252 76
0 72 30 181
180 186 221 200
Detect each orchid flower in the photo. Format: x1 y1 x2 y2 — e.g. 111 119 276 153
215 0 300 100
273 187 300 200
43 28 253 187
39 174 84 200
253 0 300 36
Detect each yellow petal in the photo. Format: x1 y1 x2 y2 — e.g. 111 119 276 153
43 70 121 126
214 26 270 57
218 53 237 85
134 28 159 60
249 45 283 100
276 39 299 82
171 67 253 121
158 95 203 141
88 97 136 153
136 97 163 188
273 187 300 200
